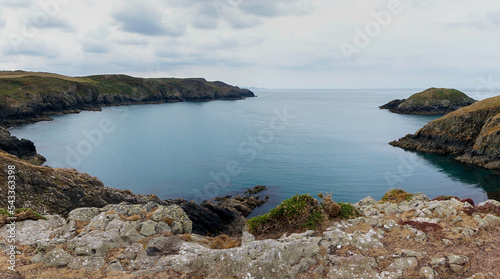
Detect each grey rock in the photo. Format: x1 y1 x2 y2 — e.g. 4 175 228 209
118 243 143 260
146 236 183 256
401 250 423 257
75 246 94 256
105 219 125 231
415 230 427 242
0 215 65 246
448 254 468 265
120 222 145 243
326 255 378 279
155 221 172 234
442 239 452 246
420 267 438 279
68 256 105 270
150 205 192 234
355 196 377 207
68 207 100 222
462 226 476 238
430 257 446 266
70 228 127 257
388 257 418 270
450 264 465 275
86 212 118 231
107 260 123 272
40 248 73 267
241 230 256 245
139 220 157 236
476 200 500 207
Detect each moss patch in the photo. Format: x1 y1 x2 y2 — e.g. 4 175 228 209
381 189 414 203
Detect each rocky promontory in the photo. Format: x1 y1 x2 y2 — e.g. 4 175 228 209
380 88 475 114
1 191 499 278
390 95 500 170
0 71 254 127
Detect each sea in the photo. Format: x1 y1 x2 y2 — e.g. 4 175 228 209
9 89 500 217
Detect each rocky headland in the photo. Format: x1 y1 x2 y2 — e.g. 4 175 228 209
390 95 500 170
380 88 476 114
0 71 254 127
1 191 499 278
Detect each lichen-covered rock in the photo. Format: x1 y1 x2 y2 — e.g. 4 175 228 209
0 215 64 246
67 208 100 222
68 256 105 270
150 205 192 234
35 248 73 267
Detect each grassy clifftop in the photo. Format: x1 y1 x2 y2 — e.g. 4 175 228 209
0 71 254 126
391 95 500 169
381 87 475 114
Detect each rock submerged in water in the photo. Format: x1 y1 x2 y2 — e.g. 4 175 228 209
390 95 500 170
380 87 476 114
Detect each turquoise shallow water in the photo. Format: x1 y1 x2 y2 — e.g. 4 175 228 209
9 89 500 216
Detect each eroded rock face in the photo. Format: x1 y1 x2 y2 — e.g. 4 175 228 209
0 127 45 164
391 95 500 169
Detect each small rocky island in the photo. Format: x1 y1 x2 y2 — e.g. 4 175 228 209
391 95 500 170
380 87 476 114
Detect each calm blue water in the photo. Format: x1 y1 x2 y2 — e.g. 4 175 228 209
9 89 500 216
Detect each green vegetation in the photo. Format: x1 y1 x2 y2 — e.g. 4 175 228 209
381 189 414 203
338 202 361 219
404 88 474 106
247 194 324 235
0 208 12 217
247 193 361 236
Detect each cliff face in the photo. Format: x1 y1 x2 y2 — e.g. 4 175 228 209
391 95 500 169
380 88 475 114
0 73 254 126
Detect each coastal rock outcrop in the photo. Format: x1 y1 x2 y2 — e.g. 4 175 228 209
380 87 475 114
0 127 45 165
2 192 500 278
390 95 500 169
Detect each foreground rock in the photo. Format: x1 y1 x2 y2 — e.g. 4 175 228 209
390 95 500 170
380 87 475 114
1 193 500 278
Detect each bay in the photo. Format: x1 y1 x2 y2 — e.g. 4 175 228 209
9 89 500 217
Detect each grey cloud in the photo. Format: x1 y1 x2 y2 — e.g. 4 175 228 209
0 0 33 8
0 13 5 28
38 17 74 31
81 41 111 54
113 2 185 36
3 39 57 58
448 11 500 31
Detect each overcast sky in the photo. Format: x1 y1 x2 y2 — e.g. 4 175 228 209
1 0 500 89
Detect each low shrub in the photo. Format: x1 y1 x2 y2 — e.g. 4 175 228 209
247 194 324 236
381 189 413 203
338 202 361 219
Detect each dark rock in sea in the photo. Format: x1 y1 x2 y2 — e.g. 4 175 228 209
380 88 476 114
390 95 500 170
245 185 268 195
0 127 45 165
172 191 269 236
